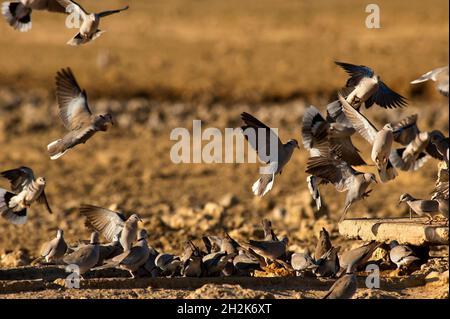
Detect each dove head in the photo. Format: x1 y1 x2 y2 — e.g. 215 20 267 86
90 232 100 245
281 236 289 245
399 193 414 204
129 214 143 224
383 123 394 131
56 229 64 238
286 139 300 150
137 229 148 241
389 240 400 249
36 177 46 186
364 173 377 184
94 113 114 131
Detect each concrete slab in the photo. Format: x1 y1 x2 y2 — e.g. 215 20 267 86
339 217 449 246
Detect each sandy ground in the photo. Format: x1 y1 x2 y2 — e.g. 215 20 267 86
0 0 448 299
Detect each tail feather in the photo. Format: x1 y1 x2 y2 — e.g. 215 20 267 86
0 188 27 225
378 161 398 183
307 175 322 210
1 2 32 32
252 174 274 197
47 139 68 160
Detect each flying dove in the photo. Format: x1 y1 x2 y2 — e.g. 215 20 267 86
63 232 100 275
56 0 129 46
411 66 449 97
1 0 66 32
180 240 203 277
339 93 398 182
290 251 319 276
0 166 52 225
389 240 420 270
245 236 288 265
32 229 67 264
306 156 377 222
314 227 332 261
339 241 381 272
314 246 340 278
47 68 114 160
241 112 299 197
233 248 261 276
79 204 142 251
94 229 150 278
322 264 357 299
335 61 407 109
155 253 182 277
398 193 443 223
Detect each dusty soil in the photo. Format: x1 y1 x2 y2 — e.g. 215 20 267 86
0 0 448 299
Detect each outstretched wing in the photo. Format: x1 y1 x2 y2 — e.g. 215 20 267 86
1 166 35 193
335 61 374 87
306 156 356 192
56 0 88 16
365 81 407 109
55 68 92 131
97 6 129 18
79 205 126 242
37 190 53 214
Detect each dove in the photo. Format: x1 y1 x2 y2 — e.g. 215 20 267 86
221 232 240 255
339 241 381 272
411 66 449 97
335 61 407 109
306 156 377 222
202 251 230 276
314 227 332 261
202 235 222 254
429 130 449 165
245 236 288 265
56 0 129 46
241 112 299 196
47 68 114 160
32 229 67 264
389 240 420 271
431 179 449 219
63 232 100 276
290 251 319 276
322 264 357 299
233 248 261 276
180 241 203 278
389 132 431 172
94 229 150 278
262 219 278 241
339 93 398 182
0 166 52 225
1 0 66 32
398 193 442 223
155 253 182 277
97 234 123 266
314 246 340 278
79 204 142 251
141 244 159 278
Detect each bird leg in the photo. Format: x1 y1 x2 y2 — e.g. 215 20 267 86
362 190 372 199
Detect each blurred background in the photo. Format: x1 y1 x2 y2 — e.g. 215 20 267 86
0 0 448 287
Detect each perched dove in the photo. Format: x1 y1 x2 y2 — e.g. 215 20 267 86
339 241 381 271
398 193 442 223
94 229 150 278
155 253 182 277
63 232 100 275
0 166 52 225
314 227 332 261
241 112 299 196
233 248 261 276
47 68 114 160
79 204 142 251
314 246 340 278
202 235 222 254
322 264 357 299
335 61 407 109
180 241 203 278
339 93 398 182
429 130 449 165
306 156 377 222
33 229 67 264
56 0 129 45
1 0 66 32
389 241 420 270
245 236 288 264
290 251 319 276
97 234 123 266
221 232 240 255
141 244 159 278
411 66 449 97
202 251 230 276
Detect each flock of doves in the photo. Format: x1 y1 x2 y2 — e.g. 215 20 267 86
0 1 449 299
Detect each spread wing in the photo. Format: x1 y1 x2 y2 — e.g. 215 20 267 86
47 0 69 13
97 6 129 18
339 93 378 144
391 114 419 145
56 0 88 17
365 81 407 109
241 112 283 163
37 190 53 214
335 61 374 87
0 166 35 193
306 156 356 192
55 68 92 131
79 205 126 242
